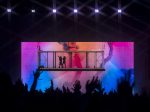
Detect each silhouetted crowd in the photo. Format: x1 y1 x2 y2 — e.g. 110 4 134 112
0 70 150 112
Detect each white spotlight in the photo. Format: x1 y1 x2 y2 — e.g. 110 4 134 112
31 9 35 13
52 9 57 13
74 9 78 13
118 9 122 13
7 8 12 13
95 9 99 13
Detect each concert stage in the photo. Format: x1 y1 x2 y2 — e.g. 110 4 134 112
21 42 134 92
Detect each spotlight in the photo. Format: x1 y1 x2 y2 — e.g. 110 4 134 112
117 9 122 13
52 9 57 13
95 9 99 13
74 9 78 13
7 8 12 13
31 9 35 13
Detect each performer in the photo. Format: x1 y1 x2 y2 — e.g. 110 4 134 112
63 56 66 68
58 56 63 68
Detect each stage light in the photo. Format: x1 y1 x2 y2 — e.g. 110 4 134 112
95 9 99 13
31 9 35 13
117 9 122 13
7 8 12 13
74 9 78 13
52 9 57 13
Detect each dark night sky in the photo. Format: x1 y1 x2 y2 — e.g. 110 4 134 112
0 0 150 93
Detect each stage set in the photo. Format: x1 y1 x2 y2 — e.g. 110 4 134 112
21 42 134 93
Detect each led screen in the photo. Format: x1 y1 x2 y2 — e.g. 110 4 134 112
21 42 134 93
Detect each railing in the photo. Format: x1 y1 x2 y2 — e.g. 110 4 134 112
38 49 105 71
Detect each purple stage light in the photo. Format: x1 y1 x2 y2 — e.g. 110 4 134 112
52 9 57 13
31 9 35 13
95 9 99 13
74 9 78 13
7 8 12 13
118 9 122 13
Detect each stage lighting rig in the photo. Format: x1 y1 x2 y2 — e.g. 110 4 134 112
117 9 122 13
95 9 99 13
7 8 12 13
74 9 78 13
52 9 57 13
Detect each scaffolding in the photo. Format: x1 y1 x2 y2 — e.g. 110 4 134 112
37 47 105 71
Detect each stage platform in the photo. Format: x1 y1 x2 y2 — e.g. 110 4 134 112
38 68 105 71
37 48 105 71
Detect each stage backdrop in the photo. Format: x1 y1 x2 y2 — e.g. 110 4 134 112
21 42 134 93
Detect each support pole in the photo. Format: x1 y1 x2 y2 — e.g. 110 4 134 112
102 51 104 68
69 52 72 68
38 46 41 68
94 52 97 68
47 52 48 68
54 51 56 68
86 51 88 68
96 51 97 68
53 51 54 68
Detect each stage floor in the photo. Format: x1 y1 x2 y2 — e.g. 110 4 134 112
38 68 105 71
